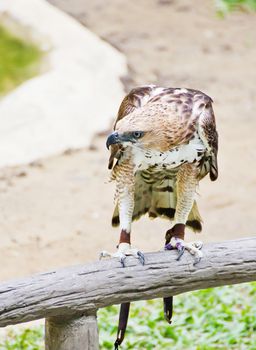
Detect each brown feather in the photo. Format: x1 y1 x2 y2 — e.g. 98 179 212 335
112 169 202 232
108 85 218 232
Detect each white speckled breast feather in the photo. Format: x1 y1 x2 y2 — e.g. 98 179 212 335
132 133 206 172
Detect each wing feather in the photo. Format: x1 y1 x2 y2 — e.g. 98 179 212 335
197 99 218 181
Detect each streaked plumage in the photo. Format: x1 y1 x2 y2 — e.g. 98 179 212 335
105 85 218 348
108 85 218 233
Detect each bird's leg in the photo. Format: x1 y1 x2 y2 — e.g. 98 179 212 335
163 165 203 324
110 228 144 267
163 226 203 324
100 168 144 348
162 226 183 324
100 166 144 266
100 201 145 266
165 223 185 260
164 164 203 264
100 234 144 266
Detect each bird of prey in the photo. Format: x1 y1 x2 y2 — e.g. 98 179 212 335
102 85 218 348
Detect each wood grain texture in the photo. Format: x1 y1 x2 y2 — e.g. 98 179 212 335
0 238 255 327
45 313 99 350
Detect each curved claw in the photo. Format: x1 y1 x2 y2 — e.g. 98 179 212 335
164 243 173 250
194 241 203 250
193 256 202 266
176 245 185 261
99 251 110 260
120 256 126 268
137 251 145 265
99 250 127 267
168 238 203 263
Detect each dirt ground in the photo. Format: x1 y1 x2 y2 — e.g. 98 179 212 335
0 0 256 281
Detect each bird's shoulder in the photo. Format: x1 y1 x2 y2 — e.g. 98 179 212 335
115 85 213 126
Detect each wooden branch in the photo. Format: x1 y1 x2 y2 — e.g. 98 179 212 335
45 313 99 350
0 238 255 327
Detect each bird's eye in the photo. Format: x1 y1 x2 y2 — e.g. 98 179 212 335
132 131 144 139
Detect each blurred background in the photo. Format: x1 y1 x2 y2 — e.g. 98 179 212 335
0 0 255 281
0 0 256 279
0 0 256 349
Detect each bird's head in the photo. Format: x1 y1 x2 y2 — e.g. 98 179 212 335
106 112 170 151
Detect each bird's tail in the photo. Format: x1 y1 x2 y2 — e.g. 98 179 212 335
112 173 202 232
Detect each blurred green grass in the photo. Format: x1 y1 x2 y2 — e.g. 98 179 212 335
217 0 256 14
0 283 255 350
99 282 256 349
0 25 42 95
0 328 44 350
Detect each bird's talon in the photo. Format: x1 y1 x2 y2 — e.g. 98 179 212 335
99 243 145 267
164 243 173 250
192 241 203 250
137 251 145 265
168 237 204 263
120 256 126 268
176 246 185 261
99 251 110 260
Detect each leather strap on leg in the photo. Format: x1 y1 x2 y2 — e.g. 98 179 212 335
165 223 185 243
114 302 130 349
164 226 181 326
163 296 173 324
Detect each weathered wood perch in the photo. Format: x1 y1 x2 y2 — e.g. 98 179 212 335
45 313 99 350
0 237 255 327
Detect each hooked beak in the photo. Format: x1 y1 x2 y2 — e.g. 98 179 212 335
106 132 120 149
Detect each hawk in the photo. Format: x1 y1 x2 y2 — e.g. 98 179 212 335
102 85 218 347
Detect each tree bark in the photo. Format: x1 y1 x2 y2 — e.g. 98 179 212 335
0 237 255 327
